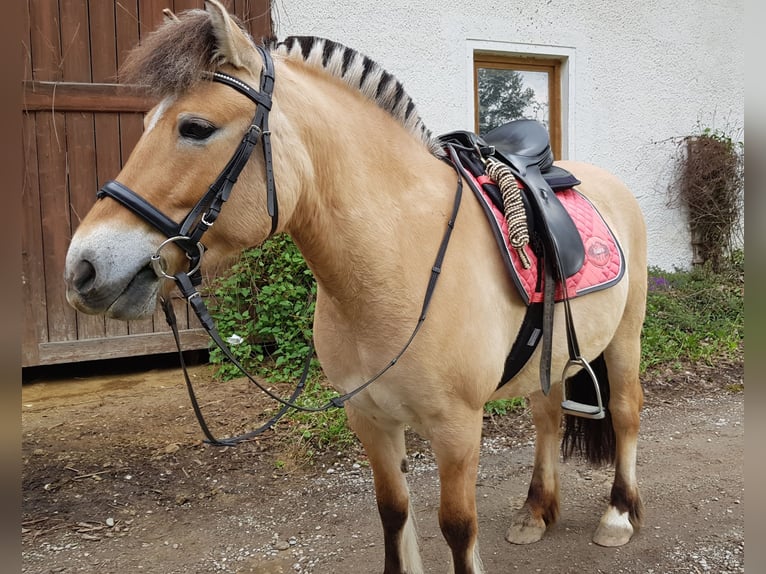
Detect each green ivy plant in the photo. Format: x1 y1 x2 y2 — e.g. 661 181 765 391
205 234 317 383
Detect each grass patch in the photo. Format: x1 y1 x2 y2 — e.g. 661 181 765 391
280 375 356 455
641 255 743 372
484 397 526 416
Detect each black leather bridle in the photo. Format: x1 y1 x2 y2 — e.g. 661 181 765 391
95 45 465 446
98 45 279 289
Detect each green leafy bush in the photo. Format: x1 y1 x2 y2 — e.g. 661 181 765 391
206 236 354 451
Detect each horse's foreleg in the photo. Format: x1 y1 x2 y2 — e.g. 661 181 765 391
346 405 423 574
431 410 485 574
595 341 644 547
506 386 562 544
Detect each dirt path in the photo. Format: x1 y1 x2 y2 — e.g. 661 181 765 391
22 357 744 573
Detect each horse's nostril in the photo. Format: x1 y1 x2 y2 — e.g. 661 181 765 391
72 259 97 294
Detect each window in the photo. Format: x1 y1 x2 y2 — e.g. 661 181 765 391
474 53 563 158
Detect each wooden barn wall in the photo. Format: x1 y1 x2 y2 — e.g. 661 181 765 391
22 0 272 366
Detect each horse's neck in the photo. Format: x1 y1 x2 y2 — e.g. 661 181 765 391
277 64 453 313
290 150 452 312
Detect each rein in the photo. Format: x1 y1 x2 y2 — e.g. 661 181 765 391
96 45 465 445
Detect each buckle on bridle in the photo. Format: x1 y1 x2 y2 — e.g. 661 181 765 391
200 212 215 228
150 235 206 280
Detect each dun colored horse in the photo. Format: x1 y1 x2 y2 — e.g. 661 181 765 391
64 2 647 572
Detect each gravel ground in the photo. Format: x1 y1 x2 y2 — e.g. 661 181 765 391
22 354 744 573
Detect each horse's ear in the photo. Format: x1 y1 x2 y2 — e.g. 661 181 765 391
162 8 179 23
205 0 258 71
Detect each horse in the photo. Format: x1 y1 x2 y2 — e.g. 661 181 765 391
63 2 647 573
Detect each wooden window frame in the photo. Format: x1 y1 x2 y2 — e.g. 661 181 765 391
473 53 563 159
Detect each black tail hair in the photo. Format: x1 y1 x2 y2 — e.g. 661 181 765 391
561 354 616 466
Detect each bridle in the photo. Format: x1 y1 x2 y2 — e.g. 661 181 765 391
95 45 465 446
98 46 279 288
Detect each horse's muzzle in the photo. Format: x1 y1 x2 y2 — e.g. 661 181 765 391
64 224 165 320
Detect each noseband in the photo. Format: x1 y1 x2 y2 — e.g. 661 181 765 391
96 45 278 287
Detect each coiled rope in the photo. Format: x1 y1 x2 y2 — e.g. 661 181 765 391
485 157 531 268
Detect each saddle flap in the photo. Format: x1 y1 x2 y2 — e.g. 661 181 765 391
522 167 585 278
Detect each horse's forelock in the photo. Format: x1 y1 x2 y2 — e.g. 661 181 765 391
119 9 223 98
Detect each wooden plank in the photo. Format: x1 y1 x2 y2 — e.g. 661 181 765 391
89 0 119 84
36 110 78 342
91 3 129 340
29 0 62 82
90 2 122 186
22 112 46 367
116 0 140 73
37 328 210 365
114 1 151 339
60 0 107 343
59 0 91 83
22 0 44 366
22 0 32 82
29 0 72 344
139 0 173 39
23 81 151 112
172 0 202 15
238 0 272 39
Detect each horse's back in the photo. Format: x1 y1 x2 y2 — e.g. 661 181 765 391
556 160 647 265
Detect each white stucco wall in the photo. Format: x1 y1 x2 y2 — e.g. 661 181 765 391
272 0 744 270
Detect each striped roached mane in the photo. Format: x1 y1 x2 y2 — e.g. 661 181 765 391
271 36 443 156
119 9 441 156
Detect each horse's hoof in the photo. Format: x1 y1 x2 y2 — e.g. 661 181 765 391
592 506 634 547
505 515 546 545
505 523 546 545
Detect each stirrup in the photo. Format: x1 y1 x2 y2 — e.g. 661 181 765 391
560 357 606 419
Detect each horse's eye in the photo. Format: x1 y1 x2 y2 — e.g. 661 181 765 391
179 118 217 141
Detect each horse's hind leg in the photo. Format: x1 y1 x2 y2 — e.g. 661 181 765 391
346 405 423 574
594 335 644 546
506 385 562 544
430 408 485 574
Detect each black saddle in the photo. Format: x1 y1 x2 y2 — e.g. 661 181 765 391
440 119 584 278
439 120 605 414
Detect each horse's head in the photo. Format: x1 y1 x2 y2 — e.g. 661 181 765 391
64 1 287 320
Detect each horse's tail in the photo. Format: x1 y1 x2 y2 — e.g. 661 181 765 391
561 354 616 465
